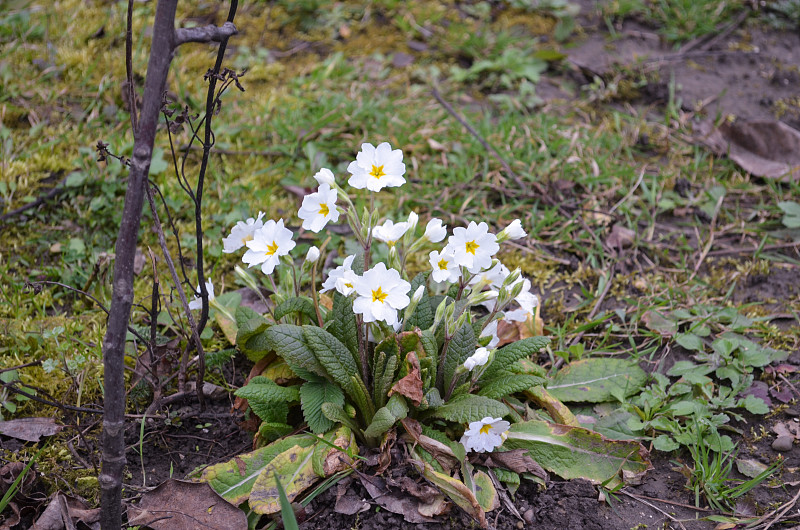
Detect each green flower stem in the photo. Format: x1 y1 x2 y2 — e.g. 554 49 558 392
310 262 323 326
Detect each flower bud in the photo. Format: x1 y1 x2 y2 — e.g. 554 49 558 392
403 211 419 246
305 246 320 263
402 285 425 324
502 268 522 289
470 289 498 306
313 167 336 187
431 297 449 330
496 219 526 243
234 265 261 294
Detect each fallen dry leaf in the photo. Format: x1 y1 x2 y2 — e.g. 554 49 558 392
357 472 437 524
697 119 800 182
126 479 247 530
31 493 100 530
606 224 635 250
0 418 62 443
472 449 547 480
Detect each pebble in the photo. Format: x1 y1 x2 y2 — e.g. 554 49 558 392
523 508 535 524
772 435 794 452
785 408 800 417
516 522 524 529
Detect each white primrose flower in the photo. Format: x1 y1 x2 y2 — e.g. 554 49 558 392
463 347 491 371
242 219 296 275
505 279 539 322
429 248 460 283
298 184 339 233
334 273 359 296
222 212 265 253
448 221 499 273
372 219 410 246
352 262 411 326
497 219 526 242
407 211 419 232
480 320 500 349
460 417 511 453
305 246 320 263
347 142 406 192
424 218 447 243
470 261 509 289
320 255 356 294
313 168 336 187
189 280 215 310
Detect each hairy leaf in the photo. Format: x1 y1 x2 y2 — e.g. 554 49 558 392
235 306 264 329
264 324 327 379
274 296 318 323
373 343 399 410
405 274 434 331
364 395 408 438
327 291 359 361
235 376 300 404
258 422 293 444
433 394 508 424
320 402 360 434
299 379 345 434
504 420 652 487
477 374 544 399
302 326 360 391
548 358 647 403
250 400 289 425
482 336 550 380
237 317 271 362
443 323 476 393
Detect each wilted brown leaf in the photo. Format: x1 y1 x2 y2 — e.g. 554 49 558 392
126 479 247 530
31 493 100 530
473 449 547 480
697 119 800 182
0 418 62 443
389 352 424 406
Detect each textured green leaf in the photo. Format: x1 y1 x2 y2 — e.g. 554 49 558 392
433 394 508 424
250 400 289 424
443 322 476 393
320 402 360 434
236 316 270 361
504 420 652 487
373 339 399 409
274 296 318 323
302 326 360 391
327 291 359 359
404 273 434 331
364 394 408 438
548 358 647 403
258 422 293 444
482 336 550 380
199 434 316 505
299 380 345 434
264 324 327 379
419 329 438 388
477 374 544 399
235 376 300 403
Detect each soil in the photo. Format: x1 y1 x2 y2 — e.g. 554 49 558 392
50 4 800 530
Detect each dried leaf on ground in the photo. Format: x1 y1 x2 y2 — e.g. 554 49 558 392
697 120 800 182
357 472 437 524
0 418 62 442
126 479 247 530
31 493 100 530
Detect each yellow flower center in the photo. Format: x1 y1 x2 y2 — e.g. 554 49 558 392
369 164 386 179
318 203 330 216
437 259 449 270
479 424 492 435
371 287 388 303
465 240 479 255
344 282 353 289
265 240 279 256
241 234 254 245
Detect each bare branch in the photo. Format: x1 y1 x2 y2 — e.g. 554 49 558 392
174 21 237 45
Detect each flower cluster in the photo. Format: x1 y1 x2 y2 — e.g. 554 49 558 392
218 141 540 454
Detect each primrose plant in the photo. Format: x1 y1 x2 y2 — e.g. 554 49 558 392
197 142 551 524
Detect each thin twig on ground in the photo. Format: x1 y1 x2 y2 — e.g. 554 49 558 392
0 174 69 223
